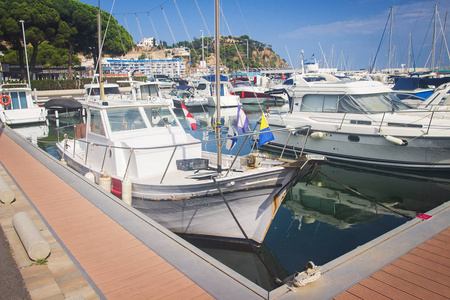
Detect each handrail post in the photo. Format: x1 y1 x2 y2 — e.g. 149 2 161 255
123 148 134 180
378 112 386 133
225 136 249 177
160 146 177 184
299 127 311 157
338 113 347 130
100 146 111 172
426 111 435 134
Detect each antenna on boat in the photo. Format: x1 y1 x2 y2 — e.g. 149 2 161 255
19 20 31 86
215 0 222 174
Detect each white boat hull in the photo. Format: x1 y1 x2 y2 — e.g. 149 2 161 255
0 107 47 125
56 141 320 243
265 122 450 170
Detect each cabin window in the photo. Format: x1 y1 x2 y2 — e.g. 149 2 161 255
210 84 225 96
338 95 361 113
283 79 294 85
89 110 106 136
301 94 338 112
4 92 28 110
107 108 146 132
351 94 394 113
144 107 178 127
197 83 207 91
140 84 159 99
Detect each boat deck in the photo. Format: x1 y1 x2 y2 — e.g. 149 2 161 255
0 125 449 299
0 127 268 299
335 227 450 299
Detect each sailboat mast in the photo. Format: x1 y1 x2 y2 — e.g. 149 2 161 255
98 0 105 102
388 6 393 73
215 0 222 173
431 4 437 71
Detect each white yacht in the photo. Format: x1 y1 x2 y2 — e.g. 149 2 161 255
0 83 47 125
196 75 241 107
263 74 450 170
230 77 267 105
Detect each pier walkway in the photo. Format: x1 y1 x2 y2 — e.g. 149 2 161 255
0 125 449 299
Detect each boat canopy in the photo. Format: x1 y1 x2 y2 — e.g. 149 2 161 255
202 75 228 82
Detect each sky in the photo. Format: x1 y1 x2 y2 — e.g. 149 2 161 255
79 0 450 71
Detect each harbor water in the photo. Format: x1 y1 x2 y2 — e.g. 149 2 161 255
18 103 450 290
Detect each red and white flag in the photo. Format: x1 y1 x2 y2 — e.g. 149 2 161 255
181 102 197 131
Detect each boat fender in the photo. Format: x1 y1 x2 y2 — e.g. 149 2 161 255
99 171 112 192
122 175 132 205
60 158 67 165
385 135 406 146
0 94 11 106
310 132 325 139
286 125 298 136
84 171 96 183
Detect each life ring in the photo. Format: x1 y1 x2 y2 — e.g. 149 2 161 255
1 94 11 106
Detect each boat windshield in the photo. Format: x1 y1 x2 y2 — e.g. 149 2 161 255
107 107 147 132
106 107 179 132
233 82 254 87
139 84 159 99
144 107 179 128
88 87 121 96
301 93 408 114
350 93 404 113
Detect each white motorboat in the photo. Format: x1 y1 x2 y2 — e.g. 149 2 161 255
0 83 47 125
56 97 323 243
230 77 267 105
196 75 241 107
262 74 450 170
167 86 208 109
56 0 324 244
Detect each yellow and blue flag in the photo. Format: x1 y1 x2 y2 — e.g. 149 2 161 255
258 113 274 147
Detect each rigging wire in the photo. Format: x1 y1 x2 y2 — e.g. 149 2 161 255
135 13 144 41
123 14 130 33
194 0 212 37
160 5 177 45
370 8 391 73
173 0 198 58
113 17 127 56
147 12 160 44
219 6 264 112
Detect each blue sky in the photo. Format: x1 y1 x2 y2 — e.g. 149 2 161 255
80 0 450 71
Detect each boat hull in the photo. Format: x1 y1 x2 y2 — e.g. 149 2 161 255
0 107 47 125
265 126 450 170
56 143 317 243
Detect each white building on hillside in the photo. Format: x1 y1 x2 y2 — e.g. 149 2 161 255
137 37 158 47
107 59 186 77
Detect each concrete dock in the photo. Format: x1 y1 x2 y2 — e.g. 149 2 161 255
0 125 449 299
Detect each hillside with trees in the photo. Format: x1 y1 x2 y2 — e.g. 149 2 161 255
0 0 133 79
1 0 286 80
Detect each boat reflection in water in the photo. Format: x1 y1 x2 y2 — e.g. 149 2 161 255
263 163 450 279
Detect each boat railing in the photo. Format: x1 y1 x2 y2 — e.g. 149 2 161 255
332 108 450 135
56 124 312 181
